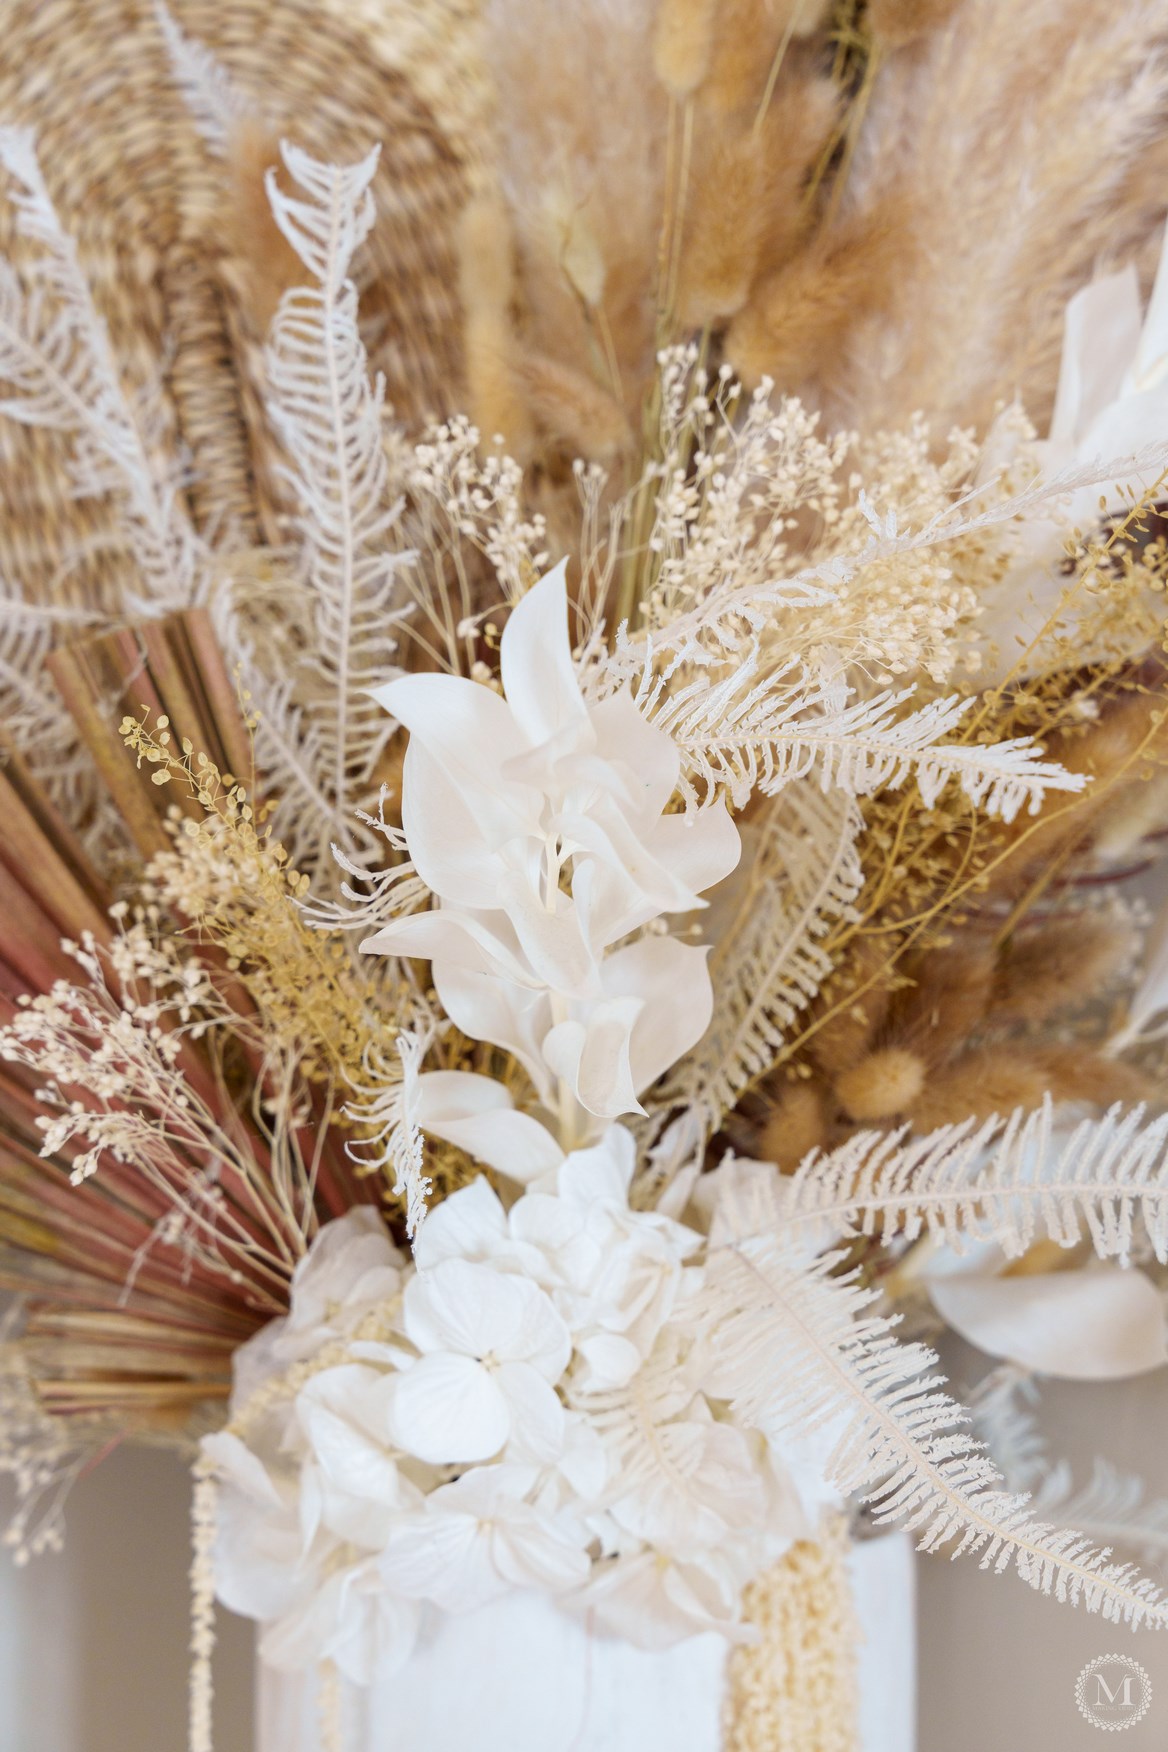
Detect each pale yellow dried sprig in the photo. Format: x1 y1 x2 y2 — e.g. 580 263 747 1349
122 710 394 1092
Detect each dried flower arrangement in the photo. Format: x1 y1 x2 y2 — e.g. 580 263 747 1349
2 1 1168 1748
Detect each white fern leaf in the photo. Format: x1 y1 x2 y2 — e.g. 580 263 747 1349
344 1027 433 1240
704 1237 1168 1627
654 783 862 1135
650 654 1084 821
263 141 414 858
0 127 202 608
967 1366 1049 1493
1035 1461 1168 1571
781 1097 1168 1264
154 2 248 154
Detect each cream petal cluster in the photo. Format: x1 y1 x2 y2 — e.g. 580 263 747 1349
205 1127 825 1672
362 562 740 1131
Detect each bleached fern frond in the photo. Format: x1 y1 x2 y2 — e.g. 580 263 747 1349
1035 1461 1168 1571
154 2 249 154
969 1369 1168 1569
345 1026 433 1239
263 142 414 859
570 1332 733 1545
703 1237 1168 1627
0 577 109 823
967 1366 1048 1492
302 787 429 936
653 783 862 1137
0 128 202 609
779 1097 1168 1264
648 653 1085 820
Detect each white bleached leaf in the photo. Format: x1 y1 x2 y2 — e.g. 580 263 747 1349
649 652 1084 821
154 2 249 154
0 127 203 608
776 1097 1168 1264
263 140 415 870
653 782 863 1140
703 1236 1168 1628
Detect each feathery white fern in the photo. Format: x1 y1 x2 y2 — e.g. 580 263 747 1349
263 141 413 865
1036 1461 1168 1572
646 652 1085 821
780 1097 1168 1263
154 1 248 155
967 1365 1049 1492
344 1025 433 1239
0 128 203 610
653 782 862 1136
703 1233 1168 1626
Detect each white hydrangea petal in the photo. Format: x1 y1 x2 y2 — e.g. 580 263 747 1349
492 1509 591 1595
496 1360 566 1462
201 1430 285 1509
554 1125 638 1205
325 1569 420 1686
390 1352 510 1464
411 1170 510 1270
574 1331 643 1390
296 1400 401 1506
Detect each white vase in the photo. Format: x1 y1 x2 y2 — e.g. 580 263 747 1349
257 1534 916 1752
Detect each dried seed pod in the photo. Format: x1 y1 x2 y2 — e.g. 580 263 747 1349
836 1046 926 1121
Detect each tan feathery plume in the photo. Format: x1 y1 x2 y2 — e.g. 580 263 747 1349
742 0 1168 434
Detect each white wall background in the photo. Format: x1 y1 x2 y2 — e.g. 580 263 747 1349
1 1337 1166 1751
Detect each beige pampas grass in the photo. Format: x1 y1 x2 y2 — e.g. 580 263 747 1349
457 186 535 461
865 0 962 48
483 0 666 424
755 0 1168 433
993 916 1135 1025
726 195 909 394
700 0 832 118
513 352 632 463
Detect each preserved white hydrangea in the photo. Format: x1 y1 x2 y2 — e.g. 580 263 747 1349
206 1133 833 1684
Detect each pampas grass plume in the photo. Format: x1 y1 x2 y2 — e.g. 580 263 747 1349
866 0 962 48
457 187 534 462
513 352 632 462
726 195 908 392
993 917 1134 1025
700 0 832 117
893 940 995 1059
